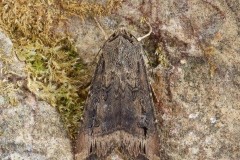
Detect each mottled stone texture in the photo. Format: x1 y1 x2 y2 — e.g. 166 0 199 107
1 0 240 159
0 31 73 160
0 98 73 160
70 0 240 159
0 30 13 55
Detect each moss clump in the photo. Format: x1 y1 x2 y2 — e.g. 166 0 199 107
204 46 217 77
146 43 169 68
62 0 123 19
0 80 20 106
0 0 122 139
0 0 123 46
0 49 19 106
18 38 91 138
154 45 169 67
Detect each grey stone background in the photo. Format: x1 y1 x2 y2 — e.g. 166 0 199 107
0 0 240 159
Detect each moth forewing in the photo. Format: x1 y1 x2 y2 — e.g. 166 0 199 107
75 29 160 160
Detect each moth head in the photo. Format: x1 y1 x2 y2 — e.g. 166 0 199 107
108 28 137 43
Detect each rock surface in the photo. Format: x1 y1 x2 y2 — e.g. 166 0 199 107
0 31 73 160
0 30 13 55
0 96 73 160
1 0 240 159
67 0 240 159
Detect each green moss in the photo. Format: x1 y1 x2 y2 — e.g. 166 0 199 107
18 39 91 139
155 46 169 67
0 0 123 139
203 46 217 77
0 80 19 106
0 49 20 106
147 45 169 68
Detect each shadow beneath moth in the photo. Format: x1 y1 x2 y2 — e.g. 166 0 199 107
75 28 160 160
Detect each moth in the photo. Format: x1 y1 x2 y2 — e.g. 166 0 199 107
75 28 160 160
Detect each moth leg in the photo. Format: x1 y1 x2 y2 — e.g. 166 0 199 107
94 17 108 40
137 21 152 41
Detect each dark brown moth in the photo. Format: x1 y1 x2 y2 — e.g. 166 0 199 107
75 28 160 160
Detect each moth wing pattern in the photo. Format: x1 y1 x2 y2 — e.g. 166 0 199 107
75 29 160 160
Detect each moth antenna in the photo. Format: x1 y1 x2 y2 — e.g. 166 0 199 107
94 17 108 40
137 21 152 41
